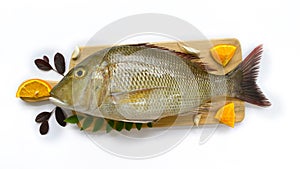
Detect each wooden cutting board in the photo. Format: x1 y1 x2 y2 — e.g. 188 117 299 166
47 38 245 129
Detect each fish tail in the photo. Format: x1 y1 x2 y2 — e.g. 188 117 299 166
228 44 271 107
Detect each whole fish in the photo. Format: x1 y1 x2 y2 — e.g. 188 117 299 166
50 44 270 123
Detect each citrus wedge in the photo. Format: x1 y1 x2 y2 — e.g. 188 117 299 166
210 44 237 67
214 102 236 128
16 79 52 101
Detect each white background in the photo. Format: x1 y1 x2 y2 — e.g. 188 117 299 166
1 0 299 168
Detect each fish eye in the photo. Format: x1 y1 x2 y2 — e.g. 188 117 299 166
75 68 85 78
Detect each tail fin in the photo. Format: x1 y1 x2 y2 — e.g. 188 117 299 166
229 45 271 107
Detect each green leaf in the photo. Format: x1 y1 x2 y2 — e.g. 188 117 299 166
135 123 142 130
93 118 104 132
77 115 85 121
82 116 94 130
106 120 115 133
64 115 79 124
147 122 153 128
115 121 124 132
125 122 133 131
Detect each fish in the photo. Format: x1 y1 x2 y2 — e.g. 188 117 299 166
50 43 271 123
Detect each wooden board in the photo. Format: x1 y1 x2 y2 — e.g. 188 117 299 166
46 38 245 129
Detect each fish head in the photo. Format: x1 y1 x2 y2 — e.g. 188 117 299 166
50 66 91 110
49 69 74 109
50 53 108 112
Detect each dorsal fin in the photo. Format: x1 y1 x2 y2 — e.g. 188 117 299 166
128 43 215 72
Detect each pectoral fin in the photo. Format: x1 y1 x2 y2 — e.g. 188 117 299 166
110 87 167 104
109 87 171 122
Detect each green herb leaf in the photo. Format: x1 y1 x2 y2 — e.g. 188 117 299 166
64 115 79 124
93 118 104 132
115 121 124 132
147 122 153 128
77 115 85 121
135 123 142 130
125 122 133 131
81 116 93 130
106 120 115 133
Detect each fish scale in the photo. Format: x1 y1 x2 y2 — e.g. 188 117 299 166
99 45 207 120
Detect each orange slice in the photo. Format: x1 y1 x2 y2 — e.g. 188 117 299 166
16 79 52 101
214 102 236 128
210 44 237 67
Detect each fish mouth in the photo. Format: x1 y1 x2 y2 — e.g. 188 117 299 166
49 97 71 109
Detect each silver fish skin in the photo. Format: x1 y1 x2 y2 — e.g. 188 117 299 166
50 44 270 122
